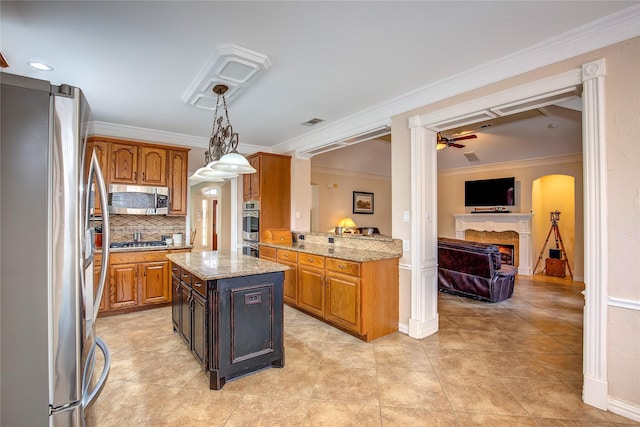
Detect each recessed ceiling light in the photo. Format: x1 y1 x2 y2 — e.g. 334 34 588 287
27 61 54 71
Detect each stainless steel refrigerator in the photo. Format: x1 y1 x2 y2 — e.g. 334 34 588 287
1 73 111 425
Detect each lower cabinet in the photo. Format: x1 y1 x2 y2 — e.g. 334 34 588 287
105 251 171 315
262 245 399 342
93 253 108 313
171 263 284 389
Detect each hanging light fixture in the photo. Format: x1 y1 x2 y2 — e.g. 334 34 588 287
190 84 256 181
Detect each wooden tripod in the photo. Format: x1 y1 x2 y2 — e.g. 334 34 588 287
533 211 573 279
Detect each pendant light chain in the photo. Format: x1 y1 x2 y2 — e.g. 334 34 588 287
204 85 239 165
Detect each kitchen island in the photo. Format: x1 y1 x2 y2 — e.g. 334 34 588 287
166 251 289 390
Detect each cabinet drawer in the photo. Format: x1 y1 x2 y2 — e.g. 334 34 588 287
191 276 206 298
326 258 361 277
299 253 325 268
277 249 297 263
179 269 193 286
259 246 277 259
171 263 181 278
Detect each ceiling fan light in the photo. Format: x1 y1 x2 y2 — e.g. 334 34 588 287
436 142 447 150
212 152 256 174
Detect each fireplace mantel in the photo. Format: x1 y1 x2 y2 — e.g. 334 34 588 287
453 213 534 275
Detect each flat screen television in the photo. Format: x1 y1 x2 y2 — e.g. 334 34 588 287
464 177 515 207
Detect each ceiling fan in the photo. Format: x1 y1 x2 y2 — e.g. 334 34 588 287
436 132 477 150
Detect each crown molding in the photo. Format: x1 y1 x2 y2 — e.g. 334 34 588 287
88 120 266 155
275 4 640 156
312 166 391 180
437 153 584 177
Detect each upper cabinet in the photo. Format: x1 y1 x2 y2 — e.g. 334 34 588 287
85 139 110 217
243 152 291 234
86 137 189 216
110 143 167 186
167 150 188 216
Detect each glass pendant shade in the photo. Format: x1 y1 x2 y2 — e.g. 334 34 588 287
211 152 256 174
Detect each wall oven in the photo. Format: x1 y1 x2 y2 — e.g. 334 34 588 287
242 201 260 242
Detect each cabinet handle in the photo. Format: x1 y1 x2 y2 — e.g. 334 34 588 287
134 171 137 180
338 264 347 269
194 281 202 288
142 172 145 180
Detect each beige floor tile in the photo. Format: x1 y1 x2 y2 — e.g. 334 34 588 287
500 377 610 422
454 412 536 426
312 366 379 405
374 344 433 371
439 375 528 416
145 388 242 426
320 341 375 368
225 394 310 426
247 362 319 398
380 407 458 426
304 401 381 426
377 367 451 410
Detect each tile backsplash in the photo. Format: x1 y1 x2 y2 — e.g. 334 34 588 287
95 215 186 243
293 232 402 256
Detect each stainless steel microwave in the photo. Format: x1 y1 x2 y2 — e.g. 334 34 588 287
107 184 169 215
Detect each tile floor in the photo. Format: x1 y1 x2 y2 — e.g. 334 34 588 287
89 275 639 426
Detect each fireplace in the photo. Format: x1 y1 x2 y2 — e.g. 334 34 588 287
453 213 534 275
496 244 515 266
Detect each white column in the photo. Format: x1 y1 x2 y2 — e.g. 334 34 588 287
581 58 608 410
408 125 439 339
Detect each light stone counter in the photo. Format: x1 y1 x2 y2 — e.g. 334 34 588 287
259 241 401 262
166 250 290 281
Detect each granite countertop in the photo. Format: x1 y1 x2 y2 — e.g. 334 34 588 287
167 251 290 281
98 243 193 254
259 241 401 262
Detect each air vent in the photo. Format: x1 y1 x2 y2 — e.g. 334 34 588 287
301 118 325 127
464 151 480 162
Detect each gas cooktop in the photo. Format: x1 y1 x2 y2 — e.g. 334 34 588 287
110 240 167 249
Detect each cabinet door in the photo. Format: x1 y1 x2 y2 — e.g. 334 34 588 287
168 150 188 215
297 265 324 318
110 143 138 184
140 260 170 305
179 285 192 346
86 140 109 216
109 263 138 309
93 255 108 313
171 273 181 331
191 291 207 369
139 146 167 186
325 272 361 333
248 156 260 200
280 260 298 306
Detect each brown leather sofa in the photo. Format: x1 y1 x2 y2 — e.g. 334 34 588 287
437 237 517 302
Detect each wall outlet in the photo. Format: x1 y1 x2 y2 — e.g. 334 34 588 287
328 236 335 244
298 234 305 240
403 239 410 251
402 211 410 222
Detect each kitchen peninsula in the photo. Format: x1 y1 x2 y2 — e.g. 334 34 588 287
166 251 289 390
259 232 402 342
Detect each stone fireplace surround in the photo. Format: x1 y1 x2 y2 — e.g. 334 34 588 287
453 213 534 275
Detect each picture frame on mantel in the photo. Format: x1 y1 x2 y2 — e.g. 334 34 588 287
353 191 374 214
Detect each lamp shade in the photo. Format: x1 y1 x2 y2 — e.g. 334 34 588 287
189 166 229 182
212 152 256 174
338 217 357 228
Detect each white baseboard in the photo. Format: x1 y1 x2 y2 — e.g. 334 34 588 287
608 397 640 423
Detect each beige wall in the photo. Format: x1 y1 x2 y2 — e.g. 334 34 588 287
390 37 640 409
311 168 392 235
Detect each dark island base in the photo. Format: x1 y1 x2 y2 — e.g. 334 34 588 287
209 357 284 390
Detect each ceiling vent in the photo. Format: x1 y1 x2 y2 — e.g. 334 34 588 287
182 44 271 110
302 118 325 127
464 151 480 162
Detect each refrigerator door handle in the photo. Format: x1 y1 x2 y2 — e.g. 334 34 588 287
86 150 110 315
81 335 111 411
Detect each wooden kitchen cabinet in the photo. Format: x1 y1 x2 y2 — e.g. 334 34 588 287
104 250 172 315
140 260 170 304
167 149 188 215
264 245 399 342
297 254 326 318
109 262 138 310
277 249 298 306
85 140 110 217
110 142 167 186
138 146 167 186
243 152 291 234
109 142 138 184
